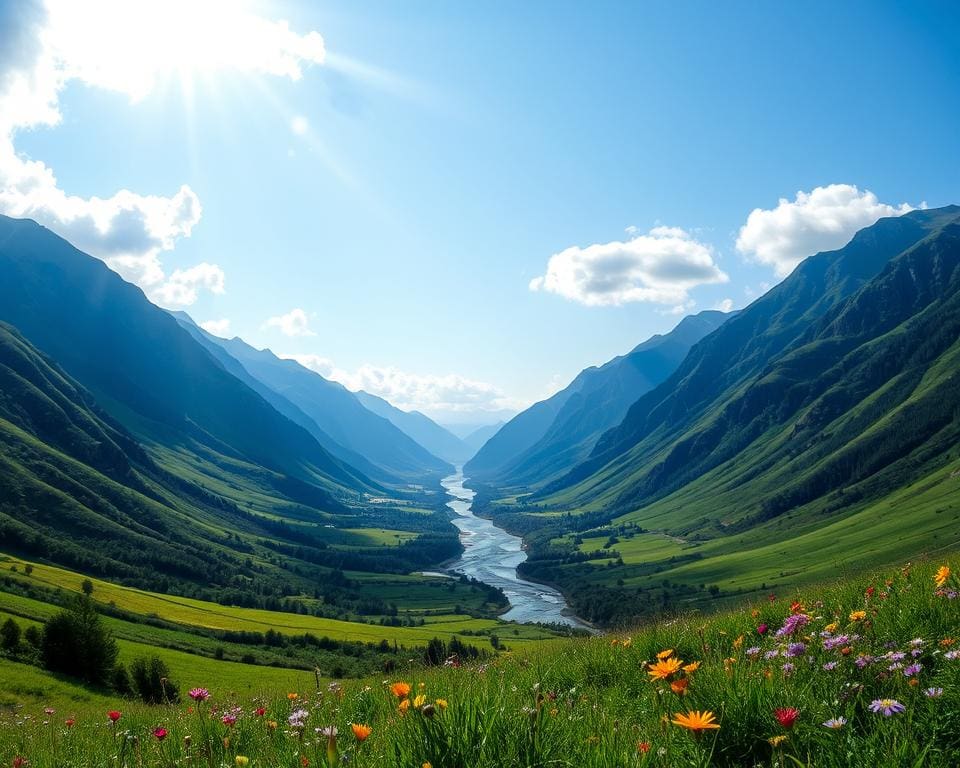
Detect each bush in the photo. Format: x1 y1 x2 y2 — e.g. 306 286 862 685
129 656 179 703
41 595 118 686
0 618 20 652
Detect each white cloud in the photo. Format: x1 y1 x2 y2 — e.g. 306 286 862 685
284 354 524 418
736 184 918 277
714 298 735 312
264 308 315 337
199 317 231 337
0 0 327 306
291 115 309 136
530 226 728 307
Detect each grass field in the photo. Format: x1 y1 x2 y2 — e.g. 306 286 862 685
1 559 957 767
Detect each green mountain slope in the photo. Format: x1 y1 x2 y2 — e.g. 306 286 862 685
0 215 373 500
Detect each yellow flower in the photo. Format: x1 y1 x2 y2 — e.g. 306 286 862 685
435 699 448 710
423 763 432 768
287 692 299 700
647 657 683 680
266 720 278 731
671 710 720 732
390 682 412 699
413 694 427 708
682 661 700 674
768 735 788 747
398 699 411 714
935 565 951 588
848 610 867 622
235 757 249 767
824 622 838 633
656 649 674 659
733 634 744 650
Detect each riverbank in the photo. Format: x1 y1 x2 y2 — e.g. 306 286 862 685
440 470 590 629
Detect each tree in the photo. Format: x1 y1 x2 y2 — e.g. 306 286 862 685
1 618 21 652
41 595 118 685
81 579 94 596
129 656 179 703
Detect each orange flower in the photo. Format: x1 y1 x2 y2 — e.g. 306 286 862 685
682 661 701 674
940 637 955 647
733 635 744 650
287 693 299 701
647 657 683 680
935 565 951 588
390 682 412 699
656 649 674 659
670 678 689 695
671 710 720 733
398 699 411 714
637 741 651 753
848 610 866 622
351 723 372 742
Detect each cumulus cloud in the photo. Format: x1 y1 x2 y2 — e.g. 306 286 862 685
529 226 728 307
285 354 524 417
200 317 231 337
264 308 315 337
714 298 735 312
0 0 327 306
736 184 918 277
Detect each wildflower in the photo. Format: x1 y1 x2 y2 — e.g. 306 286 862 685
423 763 433 768
13 758 28 768
682 661 700 674
775 613 810 637
351 723 372 741
235 758 249 767
288 709 309 729
785 642 806 657
647 657 683 680
823 717 846 729
903 663 922 677
746 646 761 657
107 711 122 723
822 661 838 671
390 682 412 698
413 694 427 708
398 699 411 714
65 719 75 728
941 637 956 647
768 735 788 747
287 692 299 700
44 708 55 715
733 635 744 649
671 710 720 733
221 714 237 726
869 699 906 716
757 623 768 635
824 622 838 633
946 650 960 660
637 741 651 753
189 688 210 702
657 649 674 659
935 565 951 588
435 699 448 710
764 649 779 660
255 707 266 717
670 678 689 695
774 708 799 729
781 662 795 676
153 727 168 741
924 688 944 698
849 610 867 622
622 637 632 648
790 600 804 614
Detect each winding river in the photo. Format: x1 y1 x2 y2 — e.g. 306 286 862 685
441 469 589 629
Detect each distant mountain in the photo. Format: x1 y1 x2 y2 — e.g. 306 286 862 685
460 422 504 459
547 206 960 510
176 328 452 483
172 313 393 484
0 215 375 503
466 310 729 484
353 391 471 465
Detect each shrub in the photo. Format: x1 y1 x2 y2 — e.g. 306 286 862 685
129 656 180 703
41 595 118 685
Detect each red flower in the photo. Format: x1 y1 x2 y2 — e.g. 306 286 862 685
866 586 876 598
107 711 122 723
65 719 75 728
637 741 651 753
255 707 266 717
153 727 168 741
790 601 804 614
774 707 799 729
13 758 28 768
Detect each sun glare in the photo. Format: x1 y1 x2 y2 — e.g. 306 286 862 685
46 0 325 100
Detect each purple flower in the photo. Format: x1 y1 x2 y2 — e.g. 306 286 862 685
888 662 904 672
823 634 852 651
764 649 780 660
924 687 944 698
855 654 874 669
887 651 906 662
823 717 847 729
781 662 796 676
746 646 761 657
775 614 810 638
945 650 959 661
822 661 838 671
903 663 922 677
288 708 309 728
785 642 807 658
869 699 906 716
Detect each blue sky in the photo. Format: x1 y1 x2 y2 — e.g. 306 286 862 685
2 1 959 424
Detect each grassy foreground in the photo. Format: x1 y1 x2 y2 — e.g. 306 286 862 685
1 560 958 768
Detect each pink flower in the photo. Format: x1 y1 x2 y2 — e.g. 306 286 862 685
757 623 768 635
774 707 799 729
153 727 168 741
221 714 237 726
189 688 210 702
